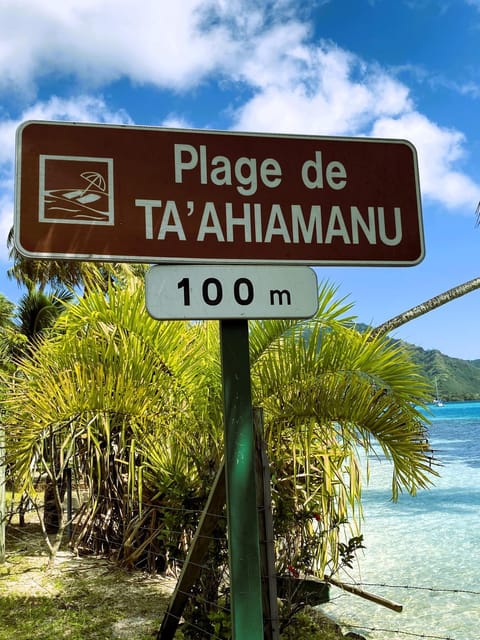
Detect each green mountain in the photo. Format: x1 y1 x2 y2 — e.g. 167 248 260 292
405 344 480 402
352 323 480 401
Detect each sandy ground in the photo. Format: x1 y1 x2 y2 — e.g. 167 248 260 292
0 522 177 639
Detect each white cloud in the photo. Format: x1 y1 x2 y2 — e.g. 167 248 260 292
0 95 132 166
465 0 480 11
232 40 413 136
0 0 235 93
160 115 196 130
372 112 480 210
228 29 480 212
18 95 133 126
0 0 478 265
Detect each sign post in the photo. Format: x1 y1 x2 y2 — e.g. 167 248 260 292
14 120 425 640
220 319 264 639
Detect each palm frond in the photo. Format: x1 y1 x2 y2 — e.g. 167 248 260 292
3 271 436 576
249 280 355 366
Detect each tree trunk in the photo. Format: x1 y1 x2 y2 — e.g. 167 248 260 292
44 473 67 534
371 277 480 338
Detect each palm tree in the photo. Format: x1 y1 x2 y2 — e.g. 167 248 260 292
7 227 87 293
1 285 72 383
373 202 480 339
372 276 480 339
14 288 72 350
7 226 146 295
0 294 14 328
4 277 216 565
0 294 15 375
3 274 435 575
4 286 73 532
249 285 434 573
0 293 15 563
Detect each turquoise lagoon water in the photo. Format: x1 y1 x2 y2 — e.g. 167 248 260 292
321 401 480 640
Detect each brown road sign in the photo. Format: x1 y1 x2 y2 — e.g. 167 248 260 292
14 120 424 265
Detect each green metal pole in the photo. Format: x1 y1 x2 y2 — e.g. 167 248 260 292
220 319 264 640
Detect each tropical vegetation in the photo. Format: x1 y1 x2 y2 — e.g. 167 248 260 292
0 205 477 636
371 276 480 339
0 263 438 636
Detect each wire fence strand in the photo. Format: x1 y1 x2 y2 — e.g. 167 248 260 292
346 625 457 640
4 494 480 640
345 581 480 596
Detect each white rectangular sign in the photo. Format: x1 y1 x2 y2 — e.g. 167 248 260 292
145 265 318 320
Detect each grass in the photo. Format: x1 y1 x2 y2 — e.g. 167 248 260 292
280 610 351 640
0 523 174 640
0 521 352 640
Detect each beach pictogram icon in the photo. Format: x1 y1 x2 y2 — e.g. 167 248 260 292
39 155 114 225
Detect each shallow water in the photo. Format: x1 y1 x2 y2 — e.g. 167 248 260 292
321 401 480 640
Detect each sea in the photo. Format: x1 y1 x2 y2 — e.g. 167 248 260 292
321 401 480 640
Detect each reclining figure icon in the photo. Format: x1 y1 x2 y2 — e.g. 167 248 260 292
44 171 109 221
39 155 114 225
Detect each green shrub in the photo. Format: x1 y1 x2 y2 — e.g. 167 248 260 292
280 608 344 640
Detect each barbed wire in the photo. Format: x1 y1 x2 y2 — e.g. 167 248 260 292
345 624 457 640
6 512 480 601
3 493 227 520
346 581 480 596
4 494 479 640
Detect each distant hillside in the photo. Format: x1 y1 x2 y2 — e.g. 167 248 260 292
403 344 480 401
353 323 480 401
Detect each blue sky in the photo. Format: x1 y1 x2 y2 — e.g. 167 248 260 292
1 0 480 359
